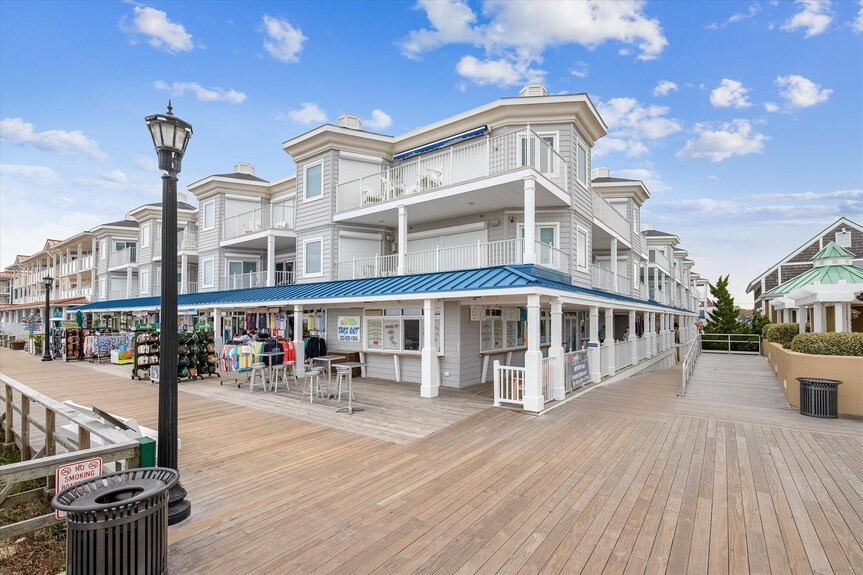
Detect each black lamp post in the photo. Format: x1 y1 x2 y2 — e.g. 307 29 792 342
41 276 53 361
145 101 192 525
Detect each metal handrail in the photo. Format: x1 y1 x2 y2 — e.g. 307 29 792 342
700 332 761 355
680 333 702 397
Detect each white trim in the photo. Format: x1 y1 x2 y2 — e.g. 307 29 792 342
201 257 215 287
202 200 216 230
303 237 324 278
224 194 261 202
576 225 588 271
99 239 107 260
362 305 443 354
517 222 560 248
407 221 488 241
576 141 588 186
339 150 383 163
140 222 151 248
270 192 297 204
338 230 384 241
518 130 560 178
303 160 324 203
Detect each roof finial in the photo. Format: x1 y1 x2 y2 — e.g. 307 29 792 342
166 100 174 116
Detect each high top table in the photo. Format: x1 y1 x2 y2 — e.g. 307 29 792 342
312 354 346 395
334 362 365 415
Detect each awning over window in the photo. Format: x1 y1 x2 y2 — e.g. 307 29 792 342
393 126 488 162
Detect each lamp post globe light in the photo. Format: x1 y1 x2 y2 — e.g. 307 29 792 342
145 101 192 525
41 276 53 361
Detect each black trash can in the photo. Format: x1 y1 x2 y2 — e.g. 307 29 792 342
797 377 843 419
52 467 179 575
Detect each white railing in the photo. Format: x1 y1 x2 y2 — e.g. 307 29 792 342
615 340 632 370
535 241 569 275
57 287 92 299
700 333 761 355
649 249 670 272
337 129 568 212
222 199 296 241
338 254 399 280
680 334 702 397
220 271 268 291
637 336 649 360
183 282 198 294
540 356 553 400
108 248 137 268
403 239 525 276
590 264 631 295
639 283 648 300
153 229 198 257
493 361 525 407
107 287 139 301
600 343 609 377
592 192 630 240
640 236 648 256
275 271 295 286
81 255 94 270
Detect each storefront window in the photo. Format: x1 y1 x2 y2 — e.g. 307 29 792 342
364 307 442 353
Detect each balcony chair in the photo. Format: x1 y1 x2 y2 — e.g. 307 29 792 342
362 187 384 205
420 166 443 190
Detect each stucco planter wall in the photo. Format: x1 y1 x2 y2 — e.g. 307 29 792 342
764 341 863 416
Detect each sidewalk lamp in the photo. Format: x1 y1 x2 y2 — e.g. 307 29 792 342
145 101 192 525
41 276 53 361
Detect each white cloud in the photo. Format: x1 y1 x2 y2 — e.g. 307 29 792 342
593 97 682 158
751 189 862 201
709 79 752 108
102 169 128 184
0 118 108 161
764 101 780 112
132 155 157 172
614 167 671 193
775 74 832 108
707 175 720 181
280 102 327 124
262 15 306 63
854 1 863 32
570 61 589 79
153 81 246 104
455 55 537 87
0 164 61 186
707 3 761 28
363 109 393 131
122 6 194 53
782 0 832 37
399 0 667 87
676 119 769 162
653 80 678 97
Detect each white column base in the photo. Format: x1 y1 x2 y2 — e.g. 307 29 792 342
420 347 439 398
523 349 544 412
588 343 601 383
549 345 565 401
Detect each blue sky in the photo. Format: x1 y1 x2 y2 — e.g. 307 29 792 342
1 0 861 304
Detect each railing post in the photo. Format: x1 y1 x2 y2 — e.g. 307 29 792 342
352 257 357 280
45 407 55 488
477 240 483 268
78 427 90 450
20 395 30 459
493 360 500 406
374 254 380 278
435 247 440 272
4 384 12 445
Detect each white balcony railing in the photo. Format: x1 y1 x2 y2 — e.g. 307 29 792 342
222 200 295 241
153 229 198 257
220 271 268 291
639 283 648 300
493 362 525 407
184 282 198 294
108 287 139 301
535 241 569 275
590 264 632 296
275 271 295 286
592 192 630 241
108 248 137 268
648 249 670 273
337 129 568 212
338 254 399 281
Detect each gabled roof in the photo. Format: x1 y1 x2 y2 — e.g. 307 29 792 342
746 216 863 293
98 219 139 229
641 229 677 238
71 265 691 313
813 241 855 260
213 172 269 183
766 264 863 295
592 176 638 183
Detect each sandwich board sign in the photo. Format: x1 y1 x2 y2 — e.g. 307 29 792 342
55 457 103 519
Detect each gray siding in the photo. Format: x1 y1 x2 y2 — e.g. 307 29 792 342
295 150 337 283
440 301 461 388
458 305 481 386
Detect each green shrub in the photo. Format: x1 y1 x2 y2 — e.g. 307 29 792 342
788 332 863 356
763 323 800 348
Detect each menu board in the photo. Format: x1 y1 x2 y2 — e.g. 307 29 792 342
383 319 400 350
481 320 493 351
506 321 517 348
366 319 383 349
493 319 503 348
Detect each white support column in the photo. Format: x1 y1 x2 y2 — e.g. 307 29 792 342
523 177 536 265
798 306 807 334
628 310 637 366
604 308 615 375
524 294 544 411
549 299 565 401
293 305 305 377
180 254 188 294
126 267 133 298
610 238 618 293
834 303 846 333
420 298 440 398
648 312 656 356
212 308 222 350
90 237 97 291
589 306 601 382
397 205 408 275
266 235 276 286
813 302 826 333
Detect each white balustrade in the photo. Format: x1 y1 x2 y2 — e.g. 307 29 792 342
337 129 568 212
274 271 295 286
108 248 136 268
220 271 269 291
493 361 525 407
592 192 630 241
637 336 649 360
540 356 554 401
615 340 632 370
535 241 569 275
222 199 295 241
590 264 632 295
337 254 399 280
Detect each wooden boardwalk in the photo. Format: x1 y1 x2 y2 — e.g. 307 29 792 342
684 354 791 411
1 349 861 574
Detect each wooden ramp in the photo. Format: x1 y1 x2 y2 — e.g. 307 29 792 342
684 353 792 411
2 348 861 575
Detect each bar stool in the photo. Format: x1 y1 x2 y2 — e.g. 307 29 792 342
249 363 268 393
301 367 324 403
334 366 355 403
270 364 291 393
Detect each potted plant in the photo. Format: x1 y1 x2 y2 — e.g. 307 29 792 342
9 339 25 351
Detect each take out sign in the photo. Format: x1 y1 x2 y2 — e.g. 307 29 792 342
55 457 103 519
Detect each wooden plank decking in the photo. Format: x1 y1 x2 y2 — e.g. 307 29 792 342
1 348 861 574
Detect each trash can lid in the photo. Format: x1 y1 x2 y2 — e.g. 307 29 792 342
795 377 843 385
52 467 180 513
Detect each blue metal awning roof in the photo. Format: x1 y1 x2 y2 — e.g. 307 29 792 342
393 126 488 161
70 265 691 313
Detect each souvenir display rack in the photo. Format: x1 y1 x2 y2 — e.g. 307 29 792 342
64 327 84 361
132 327 160 381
